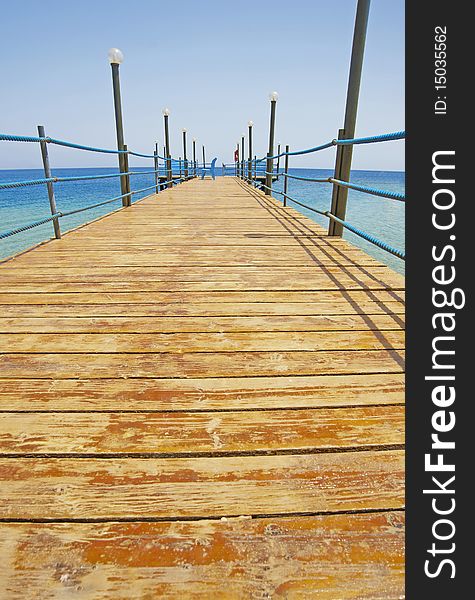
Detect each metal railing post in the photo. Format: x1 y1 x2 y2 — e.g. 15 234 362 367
283 144 290 206
163 109 172 189
154 142 159 193
192 139 197 177
202 145 206 173
37 125 61 239
265 92 278 195
123 144 131 205
248 121 253 182
328 0 371 236
276 143 281 176
241 135 245 180
183 129 189 179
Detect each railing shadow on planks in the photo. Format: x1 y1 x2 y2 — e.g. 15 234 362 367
223 129 405 261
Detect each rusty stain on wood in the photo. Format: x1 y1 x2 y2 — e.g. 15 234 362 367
0 178 405 597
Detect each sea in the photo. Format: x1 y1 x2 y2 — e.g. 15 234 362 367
0 167 405 274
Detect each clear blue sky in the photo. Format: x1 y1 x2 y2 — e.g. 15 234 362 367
0 0 404 170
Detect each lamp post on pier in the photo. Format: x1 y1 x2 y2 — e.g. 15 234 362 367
163 107 172 188
108 47 129 206
202 145 206 172
265 91 278 195
247 121 253 182
328 0 371 236
182 129 189 179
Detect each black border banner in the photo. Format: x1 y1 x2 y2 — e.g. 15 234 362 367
406 1 469 596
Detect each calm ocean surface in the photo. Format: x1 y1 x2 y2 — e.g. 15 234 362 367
0 168 404 273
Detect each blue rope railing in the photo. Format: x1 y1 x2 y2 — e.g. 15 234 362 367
0 168 182 191
239 129 405 260
329 178 405 202
0 132 170 159
0 130 198 244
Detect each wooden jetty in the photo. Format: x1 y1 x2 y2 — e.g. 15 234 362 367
0 176 404 598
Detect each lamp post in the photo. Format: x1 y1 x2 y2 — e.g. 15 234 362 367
202 145 206 171
241 134 245 180
265 91 278 195
108 47 129 206
248 121 253 182
163 107 172 188
328 0 371 236
236 143 239 177
182 128 188 179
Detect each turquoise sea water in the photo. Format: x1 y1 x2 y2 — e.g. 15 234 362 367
0 168 404 273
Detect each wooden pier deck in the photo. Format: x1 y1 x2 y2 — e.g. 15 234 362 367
0 177 405 598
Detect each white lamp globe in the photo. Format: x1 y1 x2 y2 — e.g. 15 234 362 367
162 107 170 116
108 48 124 64
269 91 279 102
248 120 254 127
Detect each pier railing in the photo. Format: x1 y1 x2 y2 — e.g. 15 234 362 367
0 132 203 242
229 0 404 261
239 130 405 260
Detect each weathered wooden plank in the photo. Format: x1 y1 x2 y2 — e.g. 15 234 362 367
0 313 405 334
30 236 355 247
0 302 405 319
0 269 404 292
0 512 404 599
0 330 405 353
0 373 404 411
0 349 405 378
0 450 404 519
0 288 405 304
0 406 404 455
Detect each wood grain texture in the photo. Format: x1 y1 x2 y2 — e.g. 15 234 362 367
0 313 404 333
0 349 405 378
0 177 405 597
0 373 404 411
0 450 404 519
0 512 404 599
0 405 404 455
0 330 405 353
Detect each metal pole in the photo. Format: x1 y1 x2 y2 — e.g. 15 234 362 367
37 125 61 239
183 130 188 179
202 145 206 171
193 139 196 176
154 143 159 193
110 62 128 207
265 94 278 195
163 113 172 189
276 143 281 175
254 155 257 185
328 0 371 236
283 144 290 206
241 136 245 180
248 124 253 182
236 144 239 176
123 144 131 205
